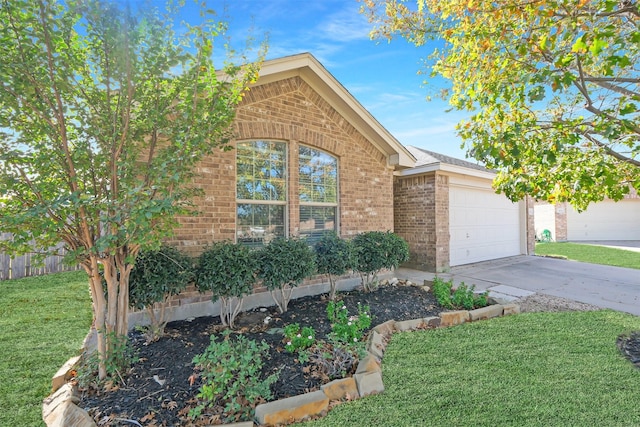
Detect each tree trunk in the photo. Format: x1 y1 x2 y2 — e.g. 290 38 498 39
84 253 133 380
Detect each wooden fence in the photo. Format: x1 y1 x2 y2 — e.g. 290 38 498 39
0 233 80 281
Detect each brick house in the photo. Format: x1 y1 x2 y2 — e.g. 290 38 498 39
131 53 534 325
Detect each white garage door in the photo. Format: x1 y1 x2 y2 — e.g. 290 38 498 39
567 199 640 240
450 184 522 266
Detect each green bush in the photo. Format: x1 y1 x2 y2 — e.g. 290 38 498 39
129 245 193 340
314 232 355 300
190 330 278 422
256 237 316 313
432 277 489 310
195 241 257 328
352 231 409 292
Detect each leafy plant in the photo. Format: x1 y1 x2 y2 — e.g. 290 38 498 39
283 323 316 353
314 232 356 300
352 231 409 292
256 237 316 313
190 330 278 422
129 245 193 340
326 301 372 348
195 242 257 328
432 277 489 310
76 331 138 389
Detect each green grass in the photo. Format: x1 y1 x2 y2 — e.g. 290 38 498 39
0 271 93 427
298 311 640 427
536 242 640 269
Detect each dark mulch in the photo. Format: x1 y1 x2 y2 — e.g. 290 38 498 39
80 282 443 426
617 331 640 370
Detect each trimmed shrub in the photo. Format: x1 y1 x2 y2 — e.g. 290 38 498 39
352 231 409 292
314 232 355 300
129 245 193 340
195 241 257 328
256 237 316 313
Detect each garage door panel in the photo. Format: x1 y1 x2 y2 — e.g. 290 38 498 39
567 200 640 240
449 185 522 266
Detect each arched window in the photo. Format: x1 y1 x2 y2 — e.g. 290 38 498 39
298 146 338 242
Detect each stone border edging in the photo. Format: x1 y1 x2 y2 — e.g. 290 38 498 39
42 283 521 427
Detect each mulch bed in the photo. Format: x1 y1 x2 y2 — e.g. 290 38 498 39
80 281 443 426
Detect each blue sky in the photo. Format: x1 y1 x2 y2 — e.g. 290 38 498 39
162 0 471 159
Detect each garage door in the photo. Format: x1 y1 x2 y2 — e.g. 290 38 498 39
450 184 522 266
567 199 640 240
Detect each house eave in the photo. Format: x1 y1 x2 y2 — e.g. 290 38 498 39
396 162 497 180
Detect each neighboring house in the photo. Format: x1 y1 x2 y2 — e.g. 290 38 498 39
534 190 640 241
394 146 534 271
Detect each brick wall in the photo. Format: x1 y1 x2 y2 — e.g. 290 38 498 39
393 171 449 271
154 76 396 314
167 76 394 254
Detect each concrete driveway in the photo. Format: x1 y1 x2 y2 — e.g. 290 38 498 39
397 255 640 316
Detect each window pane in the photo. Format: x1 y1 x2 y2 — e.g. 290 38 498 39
299 146 337 203
237 140 286 201
299 206 336 244
237 204 285 248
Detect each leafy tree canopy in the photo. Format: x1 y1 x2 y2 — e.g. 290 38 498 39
0 0 264 378
361 0 640 210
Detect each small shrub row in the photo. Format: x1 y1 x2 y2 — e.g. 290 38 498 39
432 276 489 310
130 231 409 332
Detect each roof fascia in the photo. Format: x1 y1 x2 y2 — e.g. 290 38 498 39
396 162 497 180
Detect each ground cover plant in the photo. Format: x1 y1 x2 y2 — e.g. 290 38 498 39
297 310 640 427
536 242 640 270
0 271 92 427
80 282 442 425
431 277 489 310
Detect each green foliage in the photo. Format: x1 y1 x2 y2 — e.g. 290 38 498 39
256 237 316 313
314 232 355 300
535 242 640 270
362 0 640 211
0 0 265 379
432 277 488 310
190 330 278 422
283 323 316 353
326 301 372 349
129 245 193 339
195 241 257 328
352 231 409 292
76 331 139 389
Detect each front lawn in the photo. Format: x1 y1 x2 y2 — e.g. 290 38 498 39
0 271 92 427
536 242 640 270
298 310 640 427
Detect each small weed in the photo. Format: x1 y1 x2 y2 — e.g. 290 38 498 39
327 301 372 350
76 331 138 389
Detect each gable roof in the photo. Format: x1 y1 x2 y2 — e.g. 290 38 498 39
399 145 496 179
252 53 415 169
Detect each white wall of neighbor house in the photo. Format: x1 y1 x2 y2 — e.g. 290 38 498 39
534 203 556 241
567 199 640 240
448 174 525 266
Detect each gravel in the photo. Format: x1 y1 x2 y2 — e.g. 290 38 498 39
516 293 601 313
